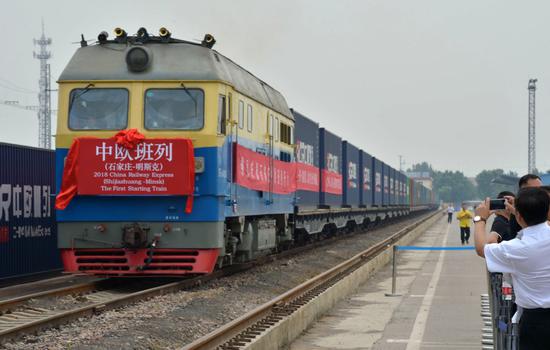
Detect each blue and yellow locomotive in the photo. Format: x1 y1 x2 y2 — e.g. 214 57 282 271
55 27 434 276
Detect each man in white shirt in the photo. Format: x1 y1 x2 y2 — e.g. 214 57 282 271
447 204 455 224
474 187 550 350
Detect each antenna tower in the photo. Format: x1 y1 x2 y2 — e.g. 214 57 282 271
527 79 537 173
33 20 52 149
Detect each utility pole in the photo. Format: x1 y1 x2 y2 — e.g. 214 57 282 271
398 155 405 172
527 79 537 174
33 20 52 149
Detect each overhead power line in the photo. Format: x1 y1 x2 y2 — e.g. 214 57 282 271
0 77 37 94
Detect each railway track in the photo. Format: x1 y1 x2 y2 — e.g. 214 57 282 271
183 210 440 350
0 278 109 314
0 210 432 345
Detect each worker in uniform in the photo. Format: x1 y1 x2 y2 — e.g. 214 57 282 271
456 203 473 245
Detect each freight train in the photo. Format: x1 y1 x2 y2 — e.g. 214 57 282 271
55 27 435 276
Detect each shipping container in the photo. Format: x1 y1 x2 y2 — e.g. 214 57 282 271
342 141 360 208
319 128 342 208
396 172 402 205
372 157 383 206
409 179 416 207
292 110 320 210
0 143 61 280
382 163 390 206
389 167 396 206
393 169 399 206
400 173 407 205
399 172 405 205
404 175 410 205
410 179 430 207
359 150 373 207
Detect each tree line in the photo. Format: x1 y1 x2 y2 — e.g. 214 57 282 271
408 162 518 205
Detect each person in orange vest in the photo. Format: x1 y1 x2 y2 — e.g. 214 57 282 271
456 203 473 245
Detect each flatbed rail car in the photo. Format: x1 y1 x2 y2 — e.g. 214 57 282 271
54 27 435 276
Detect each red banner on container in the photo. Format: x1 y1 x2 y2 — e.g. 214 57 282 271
78 138 193 196
234 144 296 194
321 169 343 195
296 162 319 192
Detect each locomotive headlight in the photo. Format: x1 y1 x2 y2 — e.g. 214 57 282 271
125 46 151 72
159 27 171 38
97 31 109 43
194 157 205 173
114 27 127 38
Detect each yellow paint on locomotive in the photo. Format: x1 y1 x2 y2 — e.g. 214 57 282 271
56 80 294 154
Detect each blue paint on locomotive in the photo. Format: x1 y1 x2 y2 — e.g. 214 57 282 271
223 135 295 217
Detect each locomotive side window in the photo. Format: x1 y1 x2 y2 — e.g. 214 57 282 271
217 95 226 134
280 123 292 145
247 104 253 132
68 88 128 130
275 116 279 141
238 100 244 129
145 89 204 130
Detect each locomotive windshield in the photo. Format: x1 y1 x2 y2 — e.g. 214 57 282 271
68 88 128 130
144 89 204 130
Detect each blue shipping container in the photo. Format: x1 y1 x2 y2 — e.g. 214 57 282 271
382 163 390 206
389 167 395 206
359 150 373 207
397 172 404 206
401 173 408 205
342 141 360 208
0 143 61 280
372 157 383 206
292 110 320 210
319 128 342 208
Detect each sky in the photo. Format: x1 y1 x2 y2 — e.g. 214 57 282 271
1 0 550 177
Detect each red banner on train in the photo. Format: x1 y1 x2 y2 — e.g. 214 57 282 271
296 162 320 192
234 144 296 194
321 169 343 195
77 138 193 196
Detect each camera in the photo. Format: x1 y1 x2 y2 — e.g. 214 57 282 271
489 199 506 210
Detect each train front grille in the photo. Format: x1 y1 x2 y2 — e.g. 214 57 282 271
61 248 219 276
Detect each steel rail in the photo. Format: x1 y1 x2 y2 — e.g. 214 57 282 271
0 279 109 314
183 210 440 350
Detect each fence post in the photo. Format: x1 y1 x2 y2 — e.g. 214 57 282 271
385 245 402 297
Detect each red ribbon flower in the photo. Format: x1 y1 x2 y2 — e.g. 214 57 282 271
114 128 145 149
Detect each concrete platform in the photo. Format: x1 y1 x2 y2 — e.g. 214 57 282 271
289 216 486 350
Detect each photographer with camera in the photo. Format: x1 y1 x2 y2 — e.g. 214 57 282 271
483 191 516 245
474 187 550 349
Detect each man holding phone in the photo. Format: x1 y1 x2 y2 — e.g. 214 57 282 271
474 187 550 349
488 191 516 243
456 203 473 245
